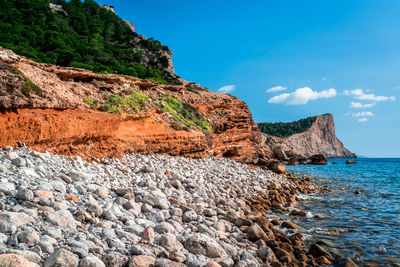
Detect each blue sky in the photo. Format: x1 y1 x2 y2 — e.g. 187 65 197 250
97 0 400 157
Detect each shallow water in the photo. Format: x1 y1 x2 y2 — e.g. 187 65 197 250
286 158 400 266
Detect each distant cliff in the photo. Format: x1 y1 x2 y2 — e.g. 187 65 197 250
261 114 356 159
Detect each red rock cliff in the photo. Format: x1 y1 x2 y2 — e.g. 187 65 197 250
0 48 271 162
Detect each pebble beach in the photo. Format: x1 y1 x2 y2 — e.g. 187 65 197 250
0 147 357 267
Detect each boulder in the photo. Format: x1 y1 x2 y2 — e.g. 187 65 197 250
184 233 226 258
346 160 357 164
47 210 76 230
309 154 328 165
44 249 79 267
128 256 156 267
0 254 39 267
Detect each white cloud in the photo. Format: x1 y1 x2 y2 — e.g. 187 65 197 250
358 118 368 122
344 89 395 102
218 85 235 93
267 86 287 93
349 102 376 109
352 111 374 117
268 87 337 105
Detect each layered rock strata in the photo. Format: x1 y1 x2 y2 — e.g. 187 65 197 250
0 47 270 163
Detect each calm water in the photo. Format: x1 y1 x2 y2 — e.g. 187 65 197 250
286 158 400 266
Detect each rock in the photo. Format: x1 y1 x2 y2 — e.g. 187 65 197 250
309 243 333 261
346 160 357 164
154 197 169 210
0 182 16 194
0 211 34 228
154 222 175 234
129 256 156 267
182 211 198 222
203 208 217 217
333 257 358 267
16 189 34 201
184 233 226 258
219 258 234 267
316 256 332 265
142 227 155 242
267 161 287 174
95 187 108 198
354 190 361 195
281 221 301 229
34 190 54 199
44 249 79 267
234 217 252 227
289 209 307 217
168 251 186 263
205 262 221 267
47 210 76 230
247 223 270 242
38 241 54 254
159 233 183 252
12 157 26 167
5 151 18 160
103 252 128 267
60 174 73 184
17 229 40 246
287 158 299 166
257 246 278 262
309 154 328 165
79 255 106 267
155 258 185 267
0 254 39 267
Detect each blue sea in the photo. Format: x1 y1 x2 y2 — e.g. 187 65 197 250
286 158 400 266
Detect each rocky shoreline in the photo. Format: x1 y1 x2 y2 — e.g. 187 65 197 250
0 147 357 267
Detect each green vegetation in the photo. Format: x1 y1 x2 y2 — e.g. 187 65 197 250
21 79 43 96
185 86 199 94
84 90 211 132
1 62 43 96
0 0 179 85
85 90 149 116
258 116 316 137
158 96 211 132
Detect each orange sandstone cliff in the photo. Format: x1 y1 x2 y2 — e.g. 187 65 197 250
0 47 271 162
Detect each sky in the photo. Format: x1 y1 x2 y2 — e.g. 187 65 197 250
97 0 400 157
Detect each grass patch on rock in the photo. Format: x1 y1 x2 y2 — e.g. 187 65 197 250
158 96 211 132
21 79 43 96
84 90 149 116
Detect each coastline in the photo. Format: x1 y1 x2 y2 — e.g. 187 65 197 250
0 146 361 267
287 159 400 267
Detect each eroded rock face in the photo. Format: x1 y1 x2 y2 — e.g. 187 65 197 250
0 47 269 163
263 114 356 159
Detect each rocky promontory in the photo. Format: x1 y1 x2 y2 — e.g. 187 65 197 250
262 114 356 160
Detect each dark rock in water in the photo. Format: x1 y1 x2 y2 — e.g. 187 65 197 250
281 221 301 229
309 154 328 165
333 257 358 267
287 158 299 166
332 162 337 164
298 158 311 165
309 243 333 260
354 190 361 195
346 160 357 164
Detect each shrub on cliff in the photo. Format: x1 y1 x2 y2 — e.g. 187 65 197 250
0 0 179 85
258 116 316 137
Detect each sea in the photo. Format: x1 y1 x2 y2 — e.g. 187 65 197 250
286 158 400 266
